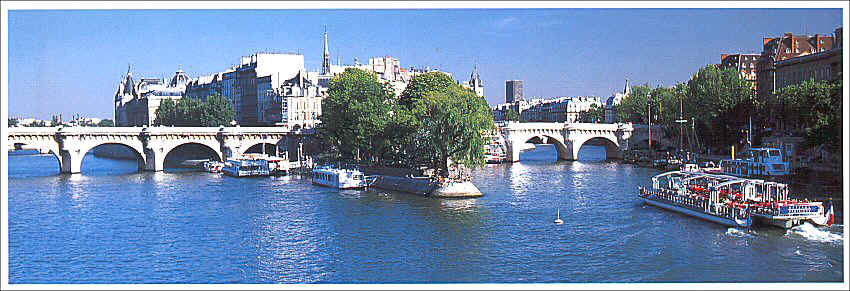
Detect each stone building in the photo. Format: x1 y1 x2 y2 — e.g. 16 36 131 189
461 65 485 97
114 66 189 126
720 53 760 88
605 79 631 123
756 28 840 101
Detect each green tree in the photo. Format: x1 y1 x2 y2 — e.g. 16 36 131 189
154 98 177 126
398 72 457 109
580 104 606 123
318 68 395 162
8 118 18 127
97 119 114 127
685 65 754 149
617 84 653 123
769 79 842 148
203 94 236 127
503 108 520 121
412 85 494 176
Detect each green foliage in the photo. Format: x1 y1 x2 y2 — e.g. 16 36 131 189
617 84 653 123
8 118 18 127
579 104 606 123
411 85 494 175
96 119 114 127
398 72 457 109
504 108 520 121
768 79 842 148
685 65 754 149
318 68 395 162
154 94 235 127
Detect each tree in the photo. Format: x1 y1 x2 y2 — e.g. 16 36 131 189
8 118 18 127
154 95 234 127
685 65 753 150
412 85 494 176
203 94 235 127
318 68 395 162
398 72 457 109
617 84 653 123
579 104 606 123
97 119 114 127
503 108 520 122
769 79 841 148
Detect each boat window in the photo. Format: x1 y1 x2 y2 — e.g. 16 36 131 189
769 150 780 157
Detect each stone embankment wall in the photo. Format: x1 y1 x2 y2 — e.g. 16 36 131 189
362 166 483 198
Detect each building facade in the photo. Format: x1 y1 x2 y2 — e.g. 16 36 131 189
505 80 523 103
605 79 631 123
461 65 484 97
720 53 760 87
114 67 189 126
756 28 840 101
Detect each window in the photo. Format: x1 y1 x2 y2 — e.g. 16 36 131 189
785 48 791 53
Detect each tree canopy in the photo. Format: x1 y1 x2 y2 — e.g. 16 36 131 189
398 72 457 109
767 78 842 148
503 108 520 121
154 94 235 127
318 68 395 162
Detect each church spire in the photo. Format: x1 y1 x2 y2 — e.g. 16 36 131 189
322 26 330 75
623 78 631 96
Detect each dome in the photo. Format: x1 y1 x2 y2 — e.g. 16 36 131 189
169 68 189 88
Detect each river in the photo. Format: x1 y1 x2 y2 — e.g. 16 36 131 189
6 145 844 283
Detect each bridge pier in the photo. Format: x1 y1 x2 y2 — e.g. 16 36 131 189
59 149 84 174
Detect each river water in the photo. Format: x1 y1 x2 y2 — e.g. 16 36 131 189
6 145 844 283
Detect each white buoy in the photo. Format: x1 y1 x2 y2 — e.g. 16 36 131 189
554 208 564 225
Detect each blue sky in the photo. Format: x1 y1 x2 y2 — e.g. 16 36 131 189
7 8 843 120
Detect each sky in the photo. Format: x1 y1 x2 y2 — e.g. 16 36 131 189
6 8 844 120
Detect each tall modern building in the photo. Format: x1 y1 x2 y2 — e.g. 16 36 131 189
505 80 523 103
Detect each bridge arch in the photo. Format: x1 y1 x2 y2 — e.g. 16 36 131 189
571 136 621 160
520 134 571 161
240 140 286 157
76 140 147 173
9 141 63 172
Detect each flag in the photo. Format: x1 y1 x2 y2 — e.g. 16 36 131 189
826 199 834 227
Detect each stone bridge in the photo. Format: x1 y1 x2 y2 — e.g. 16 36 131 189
499 122 661 162
6 126 312 173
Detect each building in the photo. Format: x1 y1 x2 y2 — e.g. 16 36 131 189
260 70 323 129
605 79 631 123
720 53 760 86
114 66 189 126
756 28 840 101
492 96 603 123
184 53 306 126
774 48 842 89
506 80 523 103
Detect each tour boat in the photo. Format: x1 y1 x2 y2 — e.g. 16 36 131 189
719 147 790 177
202 161 224 173
484 142 507 164
222 156 271 177
639 171 833 228
312 165 377 189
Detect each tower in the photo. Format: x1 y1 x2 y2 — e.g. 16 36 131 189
623 78 631 96
469 64 484 97
322 26 331 75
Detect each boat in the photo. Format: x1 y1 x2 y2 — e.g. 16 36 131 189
639 170 833 229
484 141 507 164
312 165 377 189
222 155 271 177
719 147 790 178
202 160 224 173
554 209 564 225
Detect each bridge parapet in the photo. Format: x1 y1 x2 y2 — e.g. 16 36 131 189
7 126 310 174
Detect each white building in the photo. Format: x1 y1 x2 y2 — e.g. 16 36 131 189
605 79 631 123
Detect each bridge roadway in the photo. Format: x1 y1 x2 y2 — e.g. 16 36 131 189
6 126 311 173
496 122 668 162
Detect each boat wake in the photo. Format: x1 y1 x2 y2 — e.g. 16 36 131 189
785 223 843 244
725 228 754 238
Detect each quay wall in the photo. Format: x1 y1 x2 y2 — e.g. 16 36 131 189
362 166 484 198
